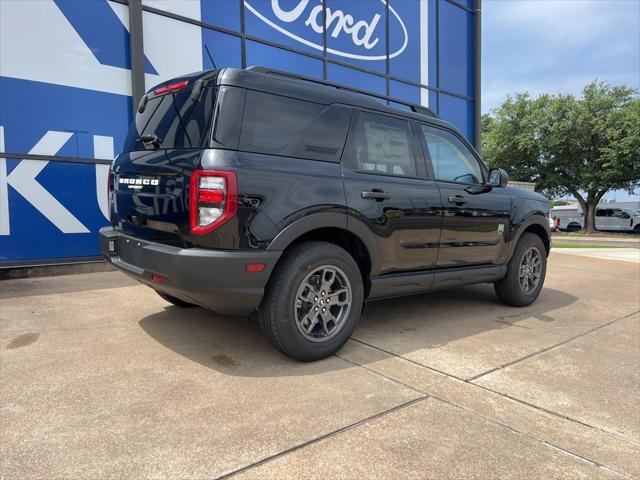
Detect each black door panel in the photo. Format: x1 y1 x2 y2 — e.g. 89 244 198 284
415 122 513 266
342 110 441 275
437 183 512 266
343 167 442 274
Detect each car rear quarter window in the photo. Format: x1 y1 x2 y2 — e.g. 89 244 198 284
238 91 352 162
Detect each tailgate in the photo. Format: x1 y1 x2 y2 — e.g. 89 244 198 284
109 149 203 244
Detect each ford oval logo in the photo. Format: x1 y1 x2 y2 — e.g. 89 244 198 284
245 0 409 61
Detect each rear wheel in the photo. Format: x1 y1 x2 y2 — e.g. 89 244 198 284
258 241 363 362
495 233 547 307
156 291 197 308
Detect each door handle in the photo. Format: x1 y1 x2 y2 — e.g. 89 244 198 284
448 195 469 205
361 190 391 201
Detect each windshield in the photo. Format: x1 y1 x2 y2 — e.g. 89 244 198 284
123 86 217 151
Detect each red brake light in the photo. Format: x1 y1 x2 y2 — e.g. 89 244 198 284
153 80 188 95
198 189 225 204
190 170 237 235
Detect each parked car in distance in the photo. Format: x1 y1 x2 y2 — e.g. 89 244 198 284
101 66 551 361
550 205 640 232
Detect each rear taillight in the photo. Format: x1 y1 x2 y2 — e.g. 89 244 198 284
190 170 237 235
107 169 111 219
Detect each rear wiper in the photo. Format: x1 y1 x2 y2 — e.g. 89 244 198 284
137 134 162 148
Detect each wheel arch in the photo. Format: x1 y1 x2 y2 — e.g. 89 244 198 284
507 215 551 260
267 212 380 294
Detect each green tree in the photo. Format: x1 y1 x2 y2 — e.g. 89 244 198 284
482 81 640 233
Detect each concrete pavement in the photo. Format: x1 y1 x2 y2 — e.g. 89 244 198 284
1 253 639 479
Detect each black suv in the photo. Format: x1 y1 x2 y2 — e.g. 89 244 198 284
101 67 550 361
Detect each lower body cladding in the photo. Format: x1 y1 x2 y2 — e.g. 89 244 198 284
99 228 281 316
368 264 508 300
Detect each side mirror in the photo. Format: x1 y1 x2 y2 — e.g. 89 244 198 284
489 168 509 187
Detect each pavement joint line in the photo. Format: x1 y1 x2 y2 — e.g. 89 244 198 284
214 395 431 480
351 312 640 447
473 385 640 447
335 352 449 395
429 394 633 480
337 348 634 478
467 309 640 382
351 337 468 382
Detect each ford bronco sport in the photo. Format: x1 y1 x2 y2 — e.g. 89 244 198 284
101 67 551 361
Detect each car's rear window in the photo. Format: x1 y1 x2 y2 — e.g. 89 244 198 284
123 86 217 151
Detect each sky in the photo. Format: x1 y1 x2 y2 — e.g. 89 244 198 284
482 0 640 201
482 0 640 112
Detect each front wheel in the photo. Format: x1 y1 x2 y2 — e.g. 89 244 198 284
495 233 547 307
258 241 364 362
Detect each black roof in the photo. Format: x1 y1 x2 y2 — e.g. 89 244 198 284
215 67 457 130
149 66 459 134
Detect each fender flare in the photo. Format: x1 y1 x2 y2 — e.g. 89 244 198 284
266 212 382 275
504 214 551 261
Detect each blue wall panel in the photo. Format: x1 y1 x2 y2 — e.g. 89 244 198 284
246 41 324 77
439 1 473 97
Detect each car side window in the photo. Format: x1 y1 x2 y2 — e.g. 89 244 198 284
612 209 630 219
346 111 417 177
239 90 351 162
420 125 483 184
596 209 607 217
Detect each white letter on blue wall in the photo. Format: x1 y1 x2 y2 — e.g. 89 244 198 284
0 129 90 235
93 135 114 220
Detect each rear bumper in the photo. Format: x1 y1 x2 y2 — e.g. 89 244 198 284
99 227 281 315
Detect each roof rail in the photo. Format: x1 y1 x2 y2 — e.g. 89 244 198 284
247 66 437 118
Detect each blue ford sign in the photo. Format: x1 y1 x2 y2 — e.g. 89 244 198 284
0 0 478 266
245 0 407 61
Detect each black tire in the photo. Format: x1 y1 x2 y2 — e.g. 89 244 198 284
258 241 364 362
567 222 582 232
494 232 547 307
156 291 197 308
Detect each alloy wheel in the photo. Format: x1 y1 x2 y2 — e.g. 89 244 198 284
519 247 542 295
294 265 352 342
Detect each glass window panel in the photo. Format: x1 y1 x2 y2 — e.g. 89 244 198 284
439 93 473 144
246 41 323 78
143 11 203 87
325 0 387 73
438 2 473 97
421 124 481 184
202 28 242 69
201 0 241 31
244 0 322 56
347 112 416 177
327 63 387 96
239 91 324 155
389 0 423 83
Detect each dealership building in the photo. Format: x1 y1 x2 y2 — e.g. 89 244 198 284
0 0 480 267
